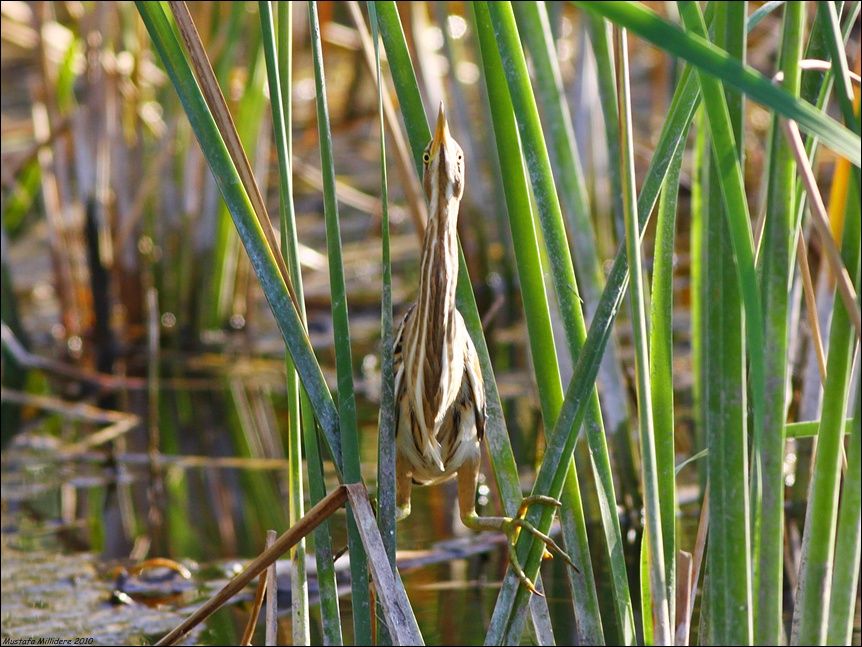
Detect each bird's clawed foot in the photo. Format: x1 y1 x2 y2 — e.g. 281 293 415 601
504 495 579 597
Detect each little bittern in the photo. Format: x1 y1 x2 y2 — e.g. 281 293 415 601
393 102 575 595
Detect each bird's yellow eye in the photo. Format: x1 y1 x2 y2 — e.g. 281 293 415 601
422 151 430 164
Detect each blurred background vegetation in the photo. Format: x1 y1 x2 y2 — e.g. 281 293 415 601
1 2 859 645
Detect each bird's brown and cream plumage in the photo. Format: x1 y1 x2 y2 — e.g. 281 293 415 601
394 102 484 483
392 102 575 596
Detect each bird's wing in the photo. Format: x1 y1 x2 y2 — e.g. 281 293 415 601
393 304 415 437
394 304 447 471
463 328 486 442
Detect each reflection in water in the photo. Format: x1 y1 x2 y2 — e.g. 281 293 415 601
3 431 581 644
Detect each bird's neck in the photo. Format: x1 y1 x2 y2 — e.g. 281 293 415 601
416 198 459 343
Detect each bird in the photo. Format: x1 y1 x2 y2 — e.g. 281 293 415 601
392 101 575 595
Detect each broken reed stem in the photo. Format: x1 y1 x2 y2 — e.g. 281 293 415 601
166 1 299 309
265 529 278 646
675 551 693 646
796 229 828 384
156 486 348 646
782 118 861 339
342 483 424 645
240 559 269 646
683 484 710 646
344 0 427 241
772 60 862 340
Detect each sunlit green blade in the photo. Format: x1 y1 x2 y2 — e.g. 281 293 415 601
827 391 862 645
692 3 753 642
755 3 803 644
481 4 635 643
513 2 601 309
472 2 603 642
748 1 786 30
690 105 708 492
614 25 671 644
583 13 623 241
676 0 765 503
649 122 685 636
791 123 861 645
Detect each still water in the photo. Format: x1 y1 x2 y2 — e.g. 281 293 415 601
2 397 585 645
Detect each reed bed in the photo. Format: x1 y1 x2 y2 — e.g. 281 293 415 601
1 2 859 645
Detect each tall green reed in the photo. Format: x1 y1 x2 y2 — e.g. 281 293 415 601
648 106 685 639
306 3 371 642
827 390 861 645
483 4 711 641
791 119 861 646
614 25 670 644
688 3 755 642
472 2 603 640
367 3 397 644
133 3 862 645
510 6 639 641
374 3 559 641
756 4 803 643
259 2 317 641
278 3 341 639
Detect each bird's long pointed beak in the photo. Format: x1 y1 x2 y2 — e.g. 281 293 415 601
430 101 449 157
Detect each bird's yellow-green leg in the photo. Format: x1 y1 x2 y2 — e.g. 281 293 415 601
395 450 413 521
456 458 578 596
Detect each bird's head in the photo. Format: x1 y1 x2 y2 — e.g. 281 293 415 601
422 101 465 206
